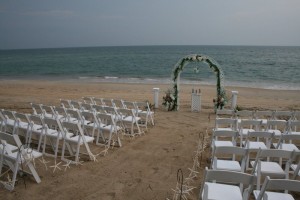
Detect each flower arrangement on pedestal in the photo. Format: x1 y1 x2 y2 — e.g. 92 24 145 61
163 54 227 111
162 89 176 111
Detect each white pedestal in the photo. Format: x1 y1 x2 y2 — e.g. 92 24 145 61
153 88 160 109
231 91 239 109
191 93 201 112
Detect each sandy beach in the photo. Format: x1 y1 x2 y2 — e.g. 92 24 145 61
0 80 299 200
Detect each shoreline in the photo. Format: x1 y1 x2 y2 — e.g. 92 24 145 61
1 77 300 91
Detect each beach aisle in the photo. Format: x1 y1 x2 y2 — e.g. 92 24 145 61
0 80 299 199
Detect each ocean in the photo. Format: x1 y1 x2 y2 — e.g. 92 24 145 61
0 45 299 90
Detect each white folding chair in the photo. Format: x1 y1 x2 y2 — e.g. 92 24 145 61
122 101 139 111
216 109 234 118
30 103 43 116
291 160 300 179
70 100 82 110
60 99 72 109
251 149 294 190
235 110 254 124
239 119 262 147
254 110 274 126
92 104 106 114
14 113 31 140
253 176 300 200
53 106 68 121
28 114 45 152
135 101 155 126
243 131 274 170
274 134 300 152
1 110 18 134
243 131 274 150
61 121 95 164
82 97 94 105
288 120 300 135
65 109 82 124
92 97 103 106
80 103 93 112
81 110 99 137
273 110 293 121
117 108 142 135
199 167 255 200
212 130 238 148
41 105 56 119
96 113 122 147
101 98 114 107
0 131 42 191
214 118 237 132
211 146 248 173
111 99 125 109
292 111 300 121
0 112 5 131
266 120 287 138
42 117 66 159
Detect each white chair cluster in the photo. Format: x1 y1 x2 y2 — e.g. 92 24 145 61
0 97 155 191
199 109 300 200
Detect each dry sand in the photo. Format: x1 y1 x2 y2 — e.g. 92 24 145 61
0 80 299 200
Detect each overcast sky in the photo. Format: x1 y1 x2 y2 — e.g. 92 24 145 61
1 0 300 49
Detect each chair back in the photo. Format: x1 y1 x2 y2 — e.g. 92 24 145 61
92 97 103 105
60 99 72 109
30 103 43 115
256 176 300 200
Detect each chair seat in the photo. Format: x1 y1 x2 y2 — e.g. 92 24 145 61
31 124 43 131
252 161 286 177
244 141 268 150
5 118 15 126
0 143 18 152
291 164 300 176
214 141 235 147
215 128 234 131
273 143 298 151
204 182 243 200
45 128 65 139
100 124 112 131
253 190 295 200
122 116 140 123
267 129 282 137
291 131 300 135
11 149 43 161
215 160 242 171
241 129 255 136
67 135 94 144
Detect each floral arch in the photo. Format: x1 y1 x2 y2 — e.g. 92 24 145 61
163 54 227 111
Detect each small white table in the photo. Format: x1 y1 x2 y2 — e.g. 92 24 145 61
191 93 201 112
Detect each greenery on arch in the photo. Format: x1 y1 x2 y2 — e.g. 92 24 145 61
162 54 227 111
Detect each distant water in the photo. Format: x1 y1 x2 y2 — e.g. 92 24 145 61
0 45 300 90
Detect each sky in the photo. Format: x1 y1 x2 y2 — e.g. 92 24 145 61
1 0 300 49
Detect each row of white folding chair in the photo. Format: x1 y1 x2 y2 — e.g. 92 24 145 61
39 105 123 147
199 167 300 200
214 118 298 147
212 129 300 174
81 97 155 126
1 109 45 150
34 100 145 137
1 109 98 163
0 131 42 190
216 109 299 121
210 146 300 191
61 101 144 136
61 98 149 126
34 117 96 164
